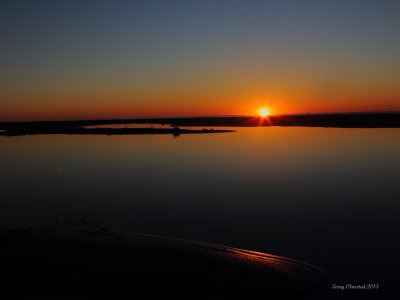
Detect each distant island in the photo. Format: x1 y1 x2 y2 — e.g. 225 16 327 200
1 112 400 137
0 125 234 137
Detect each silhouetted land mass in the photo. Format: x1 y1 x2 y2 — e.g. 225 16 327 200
1 112 400 136
0 126 234 137
0 222 330 299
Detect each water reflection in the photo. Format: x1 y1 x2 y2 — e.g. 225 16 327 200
0 127 399 288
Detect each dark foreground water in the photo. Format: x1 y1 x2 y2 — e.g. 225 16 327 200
1 127 399 298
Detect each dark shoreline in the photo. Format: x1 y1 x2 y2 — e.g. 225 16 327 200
0 127 234 137
1 112 400 132
1 112 399 137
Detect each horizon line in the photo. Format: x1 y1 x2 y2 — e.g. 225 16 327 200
1 109 400 124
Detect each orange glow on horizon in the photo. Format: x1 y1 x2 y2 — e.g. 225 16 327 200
1 93 400 122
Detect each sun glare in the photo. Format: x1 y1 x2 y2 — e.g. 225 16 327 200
259 108 269 117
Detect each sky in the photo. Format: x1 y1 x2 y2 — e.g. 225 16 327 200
1 0 400 121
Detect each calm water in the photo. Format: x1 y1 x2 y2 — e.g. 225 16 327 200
1 127 400 290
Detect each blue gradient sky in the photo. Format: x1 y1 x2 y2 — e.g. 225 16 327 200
1 0 400 120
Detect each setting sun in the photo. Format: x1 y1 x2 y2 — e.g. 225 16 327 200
259 108 269 117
